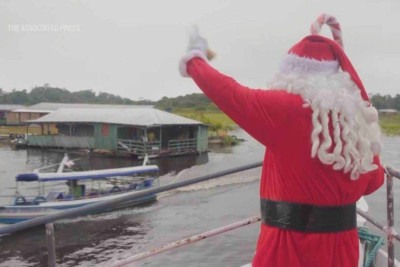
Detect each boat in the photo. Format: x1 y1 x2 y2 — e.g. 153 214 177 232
0 154 159 224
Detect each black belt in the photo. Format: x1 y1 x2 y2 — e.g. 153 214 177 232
261 198 356 233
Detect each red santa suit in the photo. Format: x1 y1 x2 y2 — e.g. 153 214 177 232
180 15 384 267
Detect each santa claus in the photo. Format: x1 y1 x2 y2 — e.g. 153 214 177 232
179 14 384 267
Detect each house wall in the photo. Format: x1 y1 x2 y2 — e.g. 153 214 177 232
94 123 118 151
157 125 208 152
160 125 179 149
57 123 94 136
57 124 70 135
29 113 43 120
197 125 209 152
28 135 95 149
40 123 58 135
6 112 19 124
117 126 144 140
6 112 48 125
0 111 6 124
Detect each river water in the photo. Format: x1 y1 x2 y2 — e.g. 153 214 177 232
0 129 399 267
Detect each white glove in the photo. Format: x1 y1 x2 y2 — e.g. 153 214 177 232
179 26 215 77
188 26 216 60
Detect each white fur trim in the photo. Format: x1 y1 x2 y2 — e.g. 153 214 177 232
280 53 339 75
269 72 382 180
179 49 208 77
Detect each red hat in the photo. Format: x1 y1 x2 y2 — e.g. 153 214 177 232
280 14 369 102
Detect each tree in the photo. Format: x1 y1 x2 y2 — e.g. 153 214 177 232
369 94 400 111
8 89 29 104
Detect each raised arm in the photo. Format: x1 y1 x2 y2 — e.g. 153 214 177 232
185 56 295 148
179 28 298 148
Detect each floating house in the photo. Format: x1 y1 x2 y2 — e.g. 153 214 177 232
5 103 155 135
0 105 45 137
378 109 399 114
3 103 155 126
6 109 52 125
27 107 208 158
0 105 25 125
27 102 153 110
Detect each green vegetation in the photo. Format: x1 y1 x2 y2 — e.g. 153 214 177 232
369 94 400 135
221 135 240 145
1 86 400 136
174 108 236 133
155 94 237 134
371 94 400 111
0 85 155 105
379 113 400 136
155 93 219 112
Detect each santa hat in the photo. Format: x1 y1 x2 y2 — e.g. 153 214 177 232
280 14 370 102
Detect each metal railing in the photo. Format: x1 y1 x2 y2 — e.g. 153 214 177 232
0 162 399 267
117 138 198 156
168 138 197 152
117 139 161 156
385 166 400 267
28 135 95 149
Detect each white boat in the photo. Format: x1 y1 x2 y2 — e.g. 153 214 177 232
0 154 159 224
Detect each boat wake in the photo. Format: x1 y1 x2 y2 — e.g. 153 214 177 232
0 256 37 267
160 165 261 195
58 204 160 224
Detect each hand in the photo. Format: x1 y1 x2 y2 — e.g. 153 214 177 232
179 26 216 77
188 26 216 61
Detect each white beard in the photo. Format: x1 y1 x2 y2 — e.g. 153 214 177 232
268 71 382 180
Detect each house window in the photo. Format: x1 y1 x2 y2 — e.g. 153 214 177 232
101 124 109 136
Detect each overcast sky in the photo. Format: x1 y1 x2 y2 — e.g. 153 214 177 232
0 0 399 101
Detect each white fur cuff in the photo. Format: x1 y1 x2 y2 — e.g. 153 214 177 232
280 53 339 75
179 49 208 77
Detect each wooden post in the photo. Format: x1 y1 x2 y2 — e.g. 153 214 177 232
159 126 162 152
143 128 148 157
45 223 57 267
386 173 394 267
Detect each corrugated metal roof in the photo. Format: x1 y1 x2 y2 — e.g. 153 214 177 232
378 109 399 113
0 104 26 111
12 109 52 113
28 108 204 126
28 102 153 110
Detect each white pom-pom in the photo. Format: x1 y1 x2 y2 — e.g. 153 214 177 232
363 106 379 123
370 141 382 156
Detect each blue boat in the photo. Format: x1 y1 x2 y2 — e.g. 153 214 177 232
0 154 159 224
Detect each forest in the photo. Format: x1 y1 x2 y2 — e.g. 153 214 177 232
1 85 398 112
0 85 153 106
